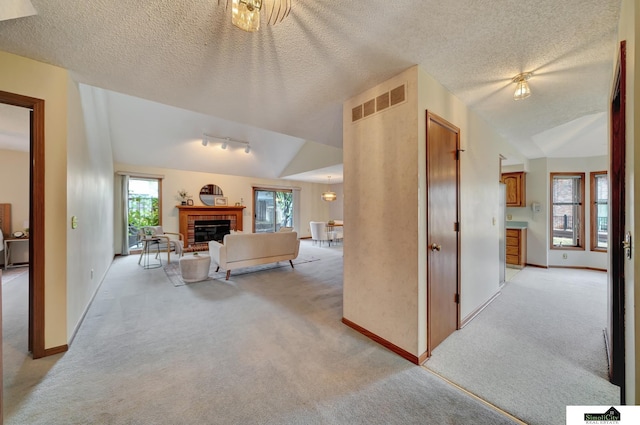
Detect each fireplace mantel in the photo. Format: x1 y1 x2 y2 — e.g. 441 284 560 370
176 205 245 247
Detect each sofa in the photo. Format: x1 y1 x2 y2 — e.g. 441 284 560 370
208 231 300 280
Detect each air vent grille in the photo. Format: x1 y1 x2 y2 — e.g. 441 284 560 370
351 84 406 123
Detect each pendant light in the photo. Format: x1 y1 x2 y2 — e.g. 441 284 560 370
321 176 337 202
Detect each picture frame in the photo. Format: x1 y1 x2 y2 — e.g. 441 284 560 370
186 198 194 206
214 197 228 206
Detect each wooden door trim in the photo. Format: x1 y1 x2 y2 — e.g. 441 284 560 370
425 110 461 356
0 90 46 359
609 40 626 400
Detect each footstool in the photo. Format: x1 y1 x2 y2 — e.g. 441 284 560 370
179 253 211 283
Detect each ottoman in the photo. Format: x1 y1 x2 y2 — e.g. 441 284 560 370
179 253 211 283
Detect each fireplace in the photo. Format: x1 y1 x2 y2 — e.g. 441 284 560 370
176 205 245 248
194 220 231 243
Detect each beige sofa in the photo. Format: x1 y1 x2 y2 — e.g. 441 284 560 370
208 231 300 280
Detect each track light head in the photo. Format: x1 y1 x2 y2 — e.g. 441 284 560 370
245 145 251 154
202 139 208 146
221 142 228 149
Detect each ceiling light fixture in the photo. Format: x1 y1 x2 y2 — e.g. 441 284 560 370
203 133 251 154
321 176 337 202
218 0 292 32
512 72 532 101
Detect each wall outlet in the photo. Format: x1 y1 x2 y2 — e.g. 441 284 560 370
562 253 568 259
91 269 94 279
506 214 512 220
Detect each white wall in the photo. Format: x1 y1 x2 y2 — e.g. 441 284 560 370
0 149 29 265
506 156 608 270
112 163 331 252
66 82 116 340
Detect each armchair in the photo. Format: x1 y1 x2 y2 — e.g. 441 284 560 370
310 221 335 246
137 226 184 264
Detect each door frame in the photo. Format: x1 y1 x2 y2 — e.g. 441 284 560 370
0 90 46 359
426 110 461 355
608 40 626 401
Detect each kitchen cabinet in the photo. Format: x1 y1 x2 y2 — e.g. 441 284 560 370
501 172 526 207
506 228 527 268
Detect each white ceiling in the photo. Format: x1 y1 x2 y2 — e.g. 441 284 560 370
0 0 621 179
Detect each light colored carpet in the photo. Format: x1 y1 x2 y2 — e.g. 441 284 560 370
1 267 28 285
3 240 517 425
163 254 320 286
424 266 619 425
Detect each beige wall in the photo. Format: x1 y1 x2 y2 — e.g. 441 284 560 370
113 163 330 252
0 149 29 264
343 65 527 358
618 0 638 404
0 50 69 348
343 67 421 356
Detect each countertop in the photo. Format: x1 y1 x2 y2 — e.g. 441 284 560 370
506 221 528 229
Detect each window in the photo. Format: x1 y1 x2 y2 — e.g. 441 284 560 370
590 171 608 251
128 177 161 250
550 173 585 249
253 188 294 233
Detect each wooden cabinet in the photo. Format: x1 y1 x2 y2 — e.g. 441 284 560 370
501 172 526 207
506 228 527 268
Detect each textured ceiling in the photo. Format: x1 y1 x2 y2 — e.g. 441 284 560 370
0 0 621 173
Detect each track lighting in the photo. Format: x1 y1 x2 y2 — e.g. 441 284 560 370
202 133 251 154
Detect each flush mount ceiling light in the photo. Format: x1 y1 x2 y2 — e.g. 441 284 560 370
203 134 251 154
321 176 337 202
218 0 292 32
512 72 532 101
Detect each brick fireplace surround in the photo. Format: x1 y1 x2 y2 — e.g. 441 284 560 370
176 205 245 248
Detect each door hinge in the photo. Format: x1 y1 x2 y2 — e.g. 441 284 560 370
454 293 460 304
454 222 460 232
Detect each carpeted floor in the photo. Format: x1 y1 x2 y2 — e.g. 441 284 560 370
424 266 619 425
163 254 320 286
1 267 28 285
3 240 517 424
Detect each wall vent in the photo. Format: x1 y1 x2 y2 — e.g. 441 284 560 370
351 83 406 123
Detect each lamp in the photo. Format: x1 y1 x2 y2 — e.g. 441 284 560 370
218 0 292 32
202 133 251 154
321 176 337 202
512 72 532 101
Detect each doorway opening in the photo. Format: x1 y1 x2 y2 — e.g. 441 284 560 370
0 90 46 360
127 177 162 252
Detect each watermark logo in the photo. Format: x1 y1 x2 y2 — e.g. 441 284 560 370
567 406 640 425
584 406 621 423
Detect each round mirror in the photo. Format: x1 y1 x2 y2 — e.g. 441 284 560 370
199 184 224 206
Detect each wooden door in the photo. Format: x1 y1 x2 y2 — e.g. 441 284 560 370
426 111 460 353
609 40 626 401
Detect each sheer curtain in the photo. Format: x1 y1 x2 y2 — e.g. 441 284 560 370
293 188 301 234
121 174 130 256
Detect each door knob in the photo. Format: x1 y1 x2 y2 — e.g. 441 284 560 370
430 243 441 252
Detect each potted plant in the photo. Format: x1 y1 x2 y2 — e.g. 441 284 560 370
178 189 191 205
